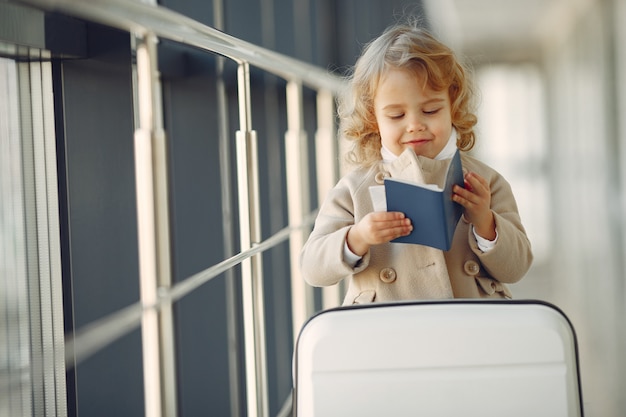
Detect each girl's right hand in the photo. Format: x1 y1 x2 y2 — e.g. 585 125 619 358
346 212 412 256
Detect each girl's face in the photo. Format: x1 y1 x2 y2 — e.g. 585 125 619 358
374 67 453 159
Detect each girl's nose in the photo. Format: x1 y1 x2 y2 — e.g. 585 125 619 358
407 117 426 133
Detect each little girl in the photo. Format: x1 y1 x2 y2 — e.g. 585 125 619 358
300 22 533 305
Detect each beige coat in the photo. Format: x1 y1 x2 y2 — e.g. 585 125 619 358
300 149 533 305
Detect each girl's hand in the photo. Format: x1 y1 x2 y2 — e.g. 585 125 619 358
347 212 412 256
453 172 496 240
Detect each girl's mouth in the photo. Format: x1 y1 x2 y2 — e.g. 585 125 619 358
404 139 429 146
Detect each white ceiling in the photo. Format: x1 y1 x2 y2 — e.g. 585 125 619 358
423 0 590 65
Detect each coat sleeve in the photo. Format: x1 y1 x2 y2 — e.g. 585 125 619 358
470 166 533 283
300 178 370 287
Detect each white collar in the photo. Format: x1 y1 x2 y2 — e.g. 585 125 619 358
381 127 458 163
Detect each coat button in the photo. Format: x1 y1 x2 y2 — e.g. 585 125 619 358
379 267 397 283
374 171 389 184
463 260 480 276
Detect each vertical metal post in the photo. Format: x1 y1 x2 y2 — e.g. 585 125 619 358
285 80 315 340
132 32 177 417
314 90 343 309
212 2 242 416
236 62 269 417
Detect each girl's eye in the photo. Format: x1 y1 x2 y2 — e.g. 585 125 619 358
388 114 404 119
424 108 440 115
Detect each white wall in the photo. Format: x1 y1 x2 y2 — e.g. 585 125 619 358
473 1 626 415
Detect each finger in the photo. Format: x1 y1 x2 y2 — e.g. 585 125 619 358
383 223 413 240
465 172 489 194
360 214 411 242
381 216 413 234
453 188 479 209
367 227 406 245
454 185 476 204
372 213 412 230
377 220 412 237
371 211 405 221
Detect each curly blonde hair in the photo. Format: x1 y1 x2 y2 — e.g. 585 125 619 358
338 22 478 167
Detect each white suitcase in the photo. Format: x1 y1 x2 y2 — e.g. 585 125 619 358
294 300 583 417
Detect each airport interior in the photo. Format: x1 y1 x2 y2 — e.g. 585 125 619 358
1 0 625 416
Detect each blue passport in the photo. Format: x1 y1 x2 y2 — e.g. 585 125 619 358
384 149 464 251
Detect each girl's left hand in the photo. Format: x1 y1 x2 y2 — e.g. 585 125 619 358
453 172 496 240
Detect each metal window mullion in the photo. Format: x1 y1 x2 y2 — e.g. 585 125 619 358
133 32 177 417
1 55 32 417
285 80 314 342
17 56 45 417
29 54 65 417
235 62 269 417
40 55 68 417
29 59 53 417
